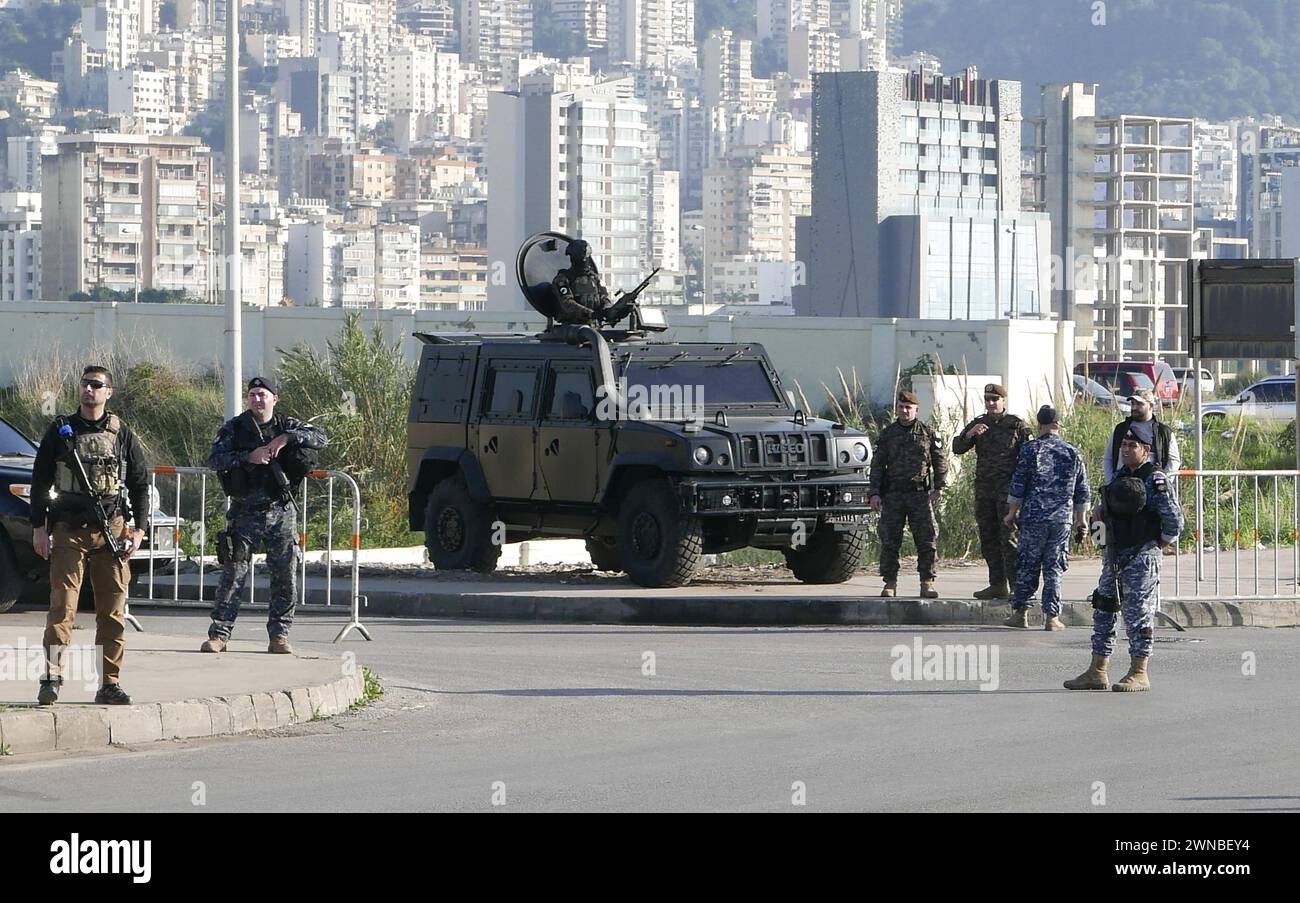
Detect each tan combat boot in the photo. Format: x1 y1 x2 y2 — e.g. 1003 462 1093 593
1112 656 1150 692
1003 606 1029 628
200 637 227 653
1063 655 1110 690
973 582 1010 600
919 581 939 599
1044 615 1066 631
268 636 294 655
880 582 897 598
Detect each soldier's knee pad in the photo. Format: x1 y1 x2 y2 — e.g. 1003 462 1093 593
1090 589 1120 613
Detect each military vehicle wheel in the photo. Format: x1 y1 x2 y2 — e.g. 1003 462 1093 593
618 481 702 587
424 478 501 573
783 526 868 584
585 537 624 572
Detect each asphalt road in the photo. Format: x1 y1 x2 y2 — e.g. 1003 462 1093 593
1 611 1296 812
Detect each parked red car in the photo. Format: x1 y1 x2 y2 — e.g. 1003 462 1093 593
1073 361 1179 405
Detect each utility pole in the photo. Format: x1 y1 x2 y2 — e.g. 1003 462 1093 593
223 2 242 419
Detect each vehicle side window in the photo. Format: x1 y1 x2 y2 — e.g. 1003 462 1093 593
485 366 539 417
546 369 595 421
1279 382 1296 403
1156 364 1175 384
1250 383 1280 402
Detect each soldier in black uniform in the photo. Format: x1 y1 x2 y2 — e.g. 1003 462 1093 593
951 383 1032 600
867 390 950 598
30 366 151 706
551 239 614 325
201 377 327 654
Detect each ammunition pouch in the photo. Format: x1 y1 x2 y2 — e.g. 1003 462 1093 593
1090 589 1120 613
216 529 252 566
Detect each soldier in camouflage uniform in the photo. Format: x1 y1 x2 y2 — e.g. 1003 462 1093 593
201 377 328 654
867 391 949 598
1003 405 1089 630
552 239 614 326
951 383 1032 600
1065 431 1182 692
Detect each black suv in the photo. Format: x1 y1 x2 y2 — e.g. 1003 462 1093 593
405 234 875 588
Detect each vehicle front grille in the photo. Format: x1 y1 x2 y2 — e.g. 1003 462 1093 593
736 431 831 469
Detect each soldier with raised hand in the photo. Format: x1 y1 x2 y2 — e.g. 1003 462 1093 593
867 390 949 598
1065 431 1183 693
951 382 1032 600
1002 405 1089 630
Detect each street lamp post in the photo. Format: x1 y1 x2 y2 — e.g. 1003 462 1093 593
223 2 242 419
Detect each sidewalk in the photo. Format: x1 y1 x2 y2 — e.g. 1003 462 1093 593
0 613 363 757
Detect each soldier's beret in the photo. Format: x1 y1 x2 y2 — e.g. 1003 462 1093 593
983 383 1007 398
1122 429 1152 447
897 390 919 405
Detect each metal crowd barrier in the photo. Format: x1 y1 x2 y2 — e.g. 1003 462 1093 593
1167 470 1300 602
129 465 371 643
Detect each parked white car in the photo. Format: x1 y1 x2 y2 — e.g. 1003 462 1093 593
1201 376 1296 425
1170 366 1215 398
1072 374 1132 415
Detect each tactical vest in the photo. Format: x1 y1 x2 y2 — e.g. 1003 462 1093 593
53 414 124 510
218 411 317 498
1103 461 1163 551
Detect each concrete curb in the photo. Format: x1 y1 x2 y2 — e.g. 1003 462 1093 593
124 588 1300 628
0 672 364 758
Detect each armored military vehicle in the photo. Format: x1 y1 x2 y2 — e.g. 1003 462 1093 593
406 232 874 588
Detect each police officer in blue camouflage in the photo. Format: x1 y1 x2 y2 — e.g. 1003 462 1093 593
1003 405 1089 630
1065 430 1183 692
200 377 328 654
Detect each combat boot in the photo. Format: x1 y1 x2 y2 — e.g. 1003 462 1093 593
919 581 939 599
1112 656 1150 692
1064 655 1110 690
200 637 227 653
880 582 896 598
37 676 62 706
973 582 1010 600
1044 615 1066 631
268 636 294 654
1003 606 1029 628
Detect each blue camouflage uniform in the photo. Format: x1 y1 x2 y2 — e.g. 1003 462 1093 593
1007 433 1090 616
207 413 328 642
1091 463 1183 658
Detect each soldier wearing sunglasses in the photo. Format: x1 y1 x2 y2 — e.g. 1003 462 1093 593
29 365 151 706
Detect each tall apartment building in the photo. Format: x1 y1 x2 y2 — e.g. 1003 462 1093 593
106 66 178 135
82 0 142 70
398 1 459 51
277 58 358 140
486 77 654 310
41 134 213 303
139 30 221 124
306 148 396 209
1193 120 1239 226
1237 121 1300 257
286 220 420 308
247 33 302 67
606 0 695 68
284 0 319 58
648 168 681 272
240 99 302 182
553 1 608 51
1027 82 1194 363
461 0 533 86
389 47 463 118
4 131 61 192
215 221 286 307
0 70 59 122
418 240 486 310
797 69 1046 320
0 191 41 303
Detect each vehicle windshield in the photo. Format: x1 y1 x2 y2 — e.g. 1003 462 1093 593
0 417 37 456
621 358 785 414
1089 371 1154 393
1073 374 1110 395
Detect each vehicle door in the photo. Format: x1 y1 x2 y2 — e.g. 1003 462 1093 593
536 362 603 504
473 359 541 500
1270 380 1296 421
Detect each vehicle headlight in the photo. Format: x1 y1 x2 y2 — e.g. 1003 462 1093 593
693 446 713 465
852 442 869 463
839 450 851 464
